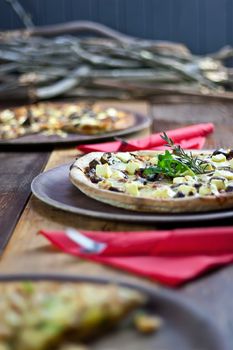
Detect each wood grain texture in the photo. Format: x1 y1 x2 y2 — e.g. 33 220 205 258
0 151 49 253
0 101 150 261
152 100 233 148
1 99 233 343
0 101 153 287
152 100 233 342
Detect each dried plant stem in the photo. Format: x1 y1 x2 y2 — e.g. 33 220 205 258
0 21 232 101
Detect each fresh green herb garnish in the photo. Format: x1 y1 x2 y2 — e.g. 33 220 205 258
160 132 205 174
143 150 195 179
143 132 206 179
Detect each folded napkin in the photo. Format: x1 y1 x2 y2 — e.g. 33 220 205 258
39 226 233 287
77 123 214 153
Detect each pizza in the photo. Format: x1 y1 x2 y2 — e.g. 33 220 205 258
0 281 145 350
0 102 135 139
70 137 233 213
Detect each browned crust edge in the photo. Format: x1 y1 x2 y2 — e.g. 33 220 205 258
0 103 135 138
70 151 233 213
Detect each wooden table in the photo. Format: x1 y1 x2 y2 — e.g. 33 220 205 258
0 98 233 344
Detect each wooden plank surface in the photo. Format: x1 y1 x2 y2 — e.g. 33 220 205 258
152 100 233 341
0 151 49 253
152 100 233 148
0 99 233 343
0 101 151 284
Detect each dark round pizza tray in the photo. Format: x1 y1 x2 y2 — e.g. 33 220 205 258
0 107 150 148
0 274 229 350
31 163 233 224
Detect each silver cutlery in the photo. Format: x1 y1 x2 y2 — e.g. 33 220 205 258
65 228 107 254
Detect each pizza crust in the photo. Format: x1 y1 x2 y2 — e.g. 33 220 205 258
0 103 135 139
70 151 233 213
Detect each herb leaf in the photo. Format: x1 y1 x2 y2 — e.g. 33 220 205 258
142 133 208 180
161 132 205 174
143 150 195 179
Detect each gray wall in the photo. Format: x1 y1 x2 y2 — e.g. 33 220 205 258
0 0 233 55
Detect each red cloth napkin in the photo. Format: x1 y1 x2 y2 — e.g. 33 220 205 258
77 123 214 153
39 226 233 287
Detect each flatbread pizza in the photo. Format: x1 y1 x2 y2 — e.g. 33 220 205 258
0 102 135 139
0 281 145 349
70 134 233 213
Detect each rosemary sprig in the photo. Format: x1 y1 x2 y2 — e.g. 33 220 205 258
143 150 196 179
161 132 205 174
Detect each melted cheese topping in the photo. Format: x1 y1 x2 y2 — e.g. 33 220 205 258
0 104 132 139
85 151 233 199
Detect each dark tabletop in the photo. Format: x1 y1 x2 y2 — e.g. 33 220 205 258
0 97 233 344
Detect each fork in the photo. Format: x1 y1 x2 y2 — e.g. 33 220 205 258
65 228 107 254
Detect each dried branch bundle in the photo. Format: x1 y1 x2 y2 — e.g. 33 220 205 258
0 21 233 101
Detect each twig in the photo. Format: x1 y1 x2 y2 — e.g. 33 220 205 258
5 0 34 29
35 66 90 99
0 21 232 101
